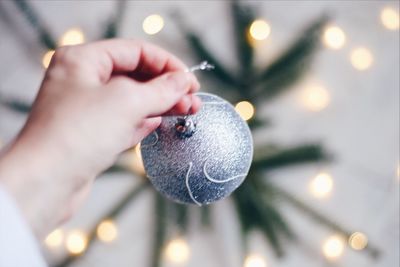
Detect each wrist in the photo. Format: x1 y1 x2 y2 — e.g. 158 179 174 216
0 136 59 239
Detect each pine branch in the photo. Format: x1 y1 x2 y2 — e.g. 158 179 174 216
231 0 254 76
233 174 296 257
269 182 381 259
168 202 189 233
171 11 239 87
102 0 127 39
0 98 31 114
200 205 211 228
252 144 329 170
53 182 149 267
12 0 57 49
249 178 296 240
151 193 168 267
253 15 329 101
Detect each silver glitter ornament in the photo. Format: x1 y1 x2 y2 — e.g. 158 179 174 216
140 93 253 205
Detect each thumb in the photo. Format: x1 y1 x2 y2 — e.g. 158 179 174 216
137 71 196 117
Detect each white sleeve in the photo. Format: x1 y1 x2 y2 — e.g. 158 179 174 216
0 185 47 267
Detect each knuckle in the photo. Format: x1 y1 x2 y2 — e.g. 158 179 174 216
52 46 87 69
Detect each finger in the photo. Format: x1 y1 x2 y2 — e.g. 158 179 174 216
135 71 198 117
162 94 202 116
130 117 162 146
189 95 203 114
81 39 188 83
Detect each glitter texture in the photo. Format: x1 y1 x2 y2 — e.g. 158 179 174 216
141 93 253 205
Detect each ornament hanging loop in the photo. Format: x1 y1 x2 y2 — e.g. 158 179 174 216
175 61 215 138
185 61 215 73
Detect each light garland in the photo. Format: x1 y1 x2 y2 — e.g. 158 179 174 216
380 7 399 30
249 19 271 41
350 47 373 71
164 238 190 264
59 28 85 46
142 14 164 35
44 228 64 249
235 101 255 121
348 232 368 251
322 25 346 50
42 50 55 69
322 235 345 260
65 230 88 255
299 84 330 112
309 172 333 199
243 254 267 267
97 219 118 243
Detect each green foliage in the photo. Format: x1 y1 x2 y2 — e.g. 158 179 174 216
0 98 31 114
54 182 149 267
151 193 168 267
102 0 127 39
12 0 56 50
253 15 329 101
252 144 329 170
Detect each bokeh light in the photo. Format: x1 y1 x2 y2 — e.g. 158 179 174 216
97 219 118 243
131 144 145 175
42 50 55 69
244 254 267 267
164 238 190 264
380 7 399 30
65 230 88 255
59 28 85 46
309 172 334 198
322 235 345 260
300 84 330 112
44 228 64 249
142 14 164 35
350 47 373 71
349 232 368 251
235 101 255 121
322 25 346 49
249 19 271 41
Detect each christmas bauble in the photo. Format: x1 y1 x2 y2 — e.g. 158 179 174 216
140 93 253 205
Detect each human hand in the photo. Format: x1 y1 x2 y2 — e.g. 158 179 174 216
0 39 201 239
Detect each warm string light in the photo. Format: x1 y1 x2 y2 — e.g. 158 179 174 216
322 25 346 50
65 230 88 255
348 232 368 251
59 28 85 46
44 228 64 249
164 238 190 264
249 19 271 41
132 144 145 175
42 50 55 69
300 84 330 112
235 101 255 121
96 219 118 243
309 172 333 198
350 47 373 71
380 7 399 30
243 254 267 267
142 14 164 35
322 235 345 260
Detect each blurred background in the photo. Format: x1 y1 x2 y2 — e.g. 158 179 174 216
0 1 399 267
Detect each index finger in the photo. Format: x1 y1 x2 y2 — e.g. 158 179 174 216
72 39 188 83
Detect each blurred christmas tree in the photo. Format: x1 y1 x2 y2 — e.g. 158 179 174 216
0 1 381 267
